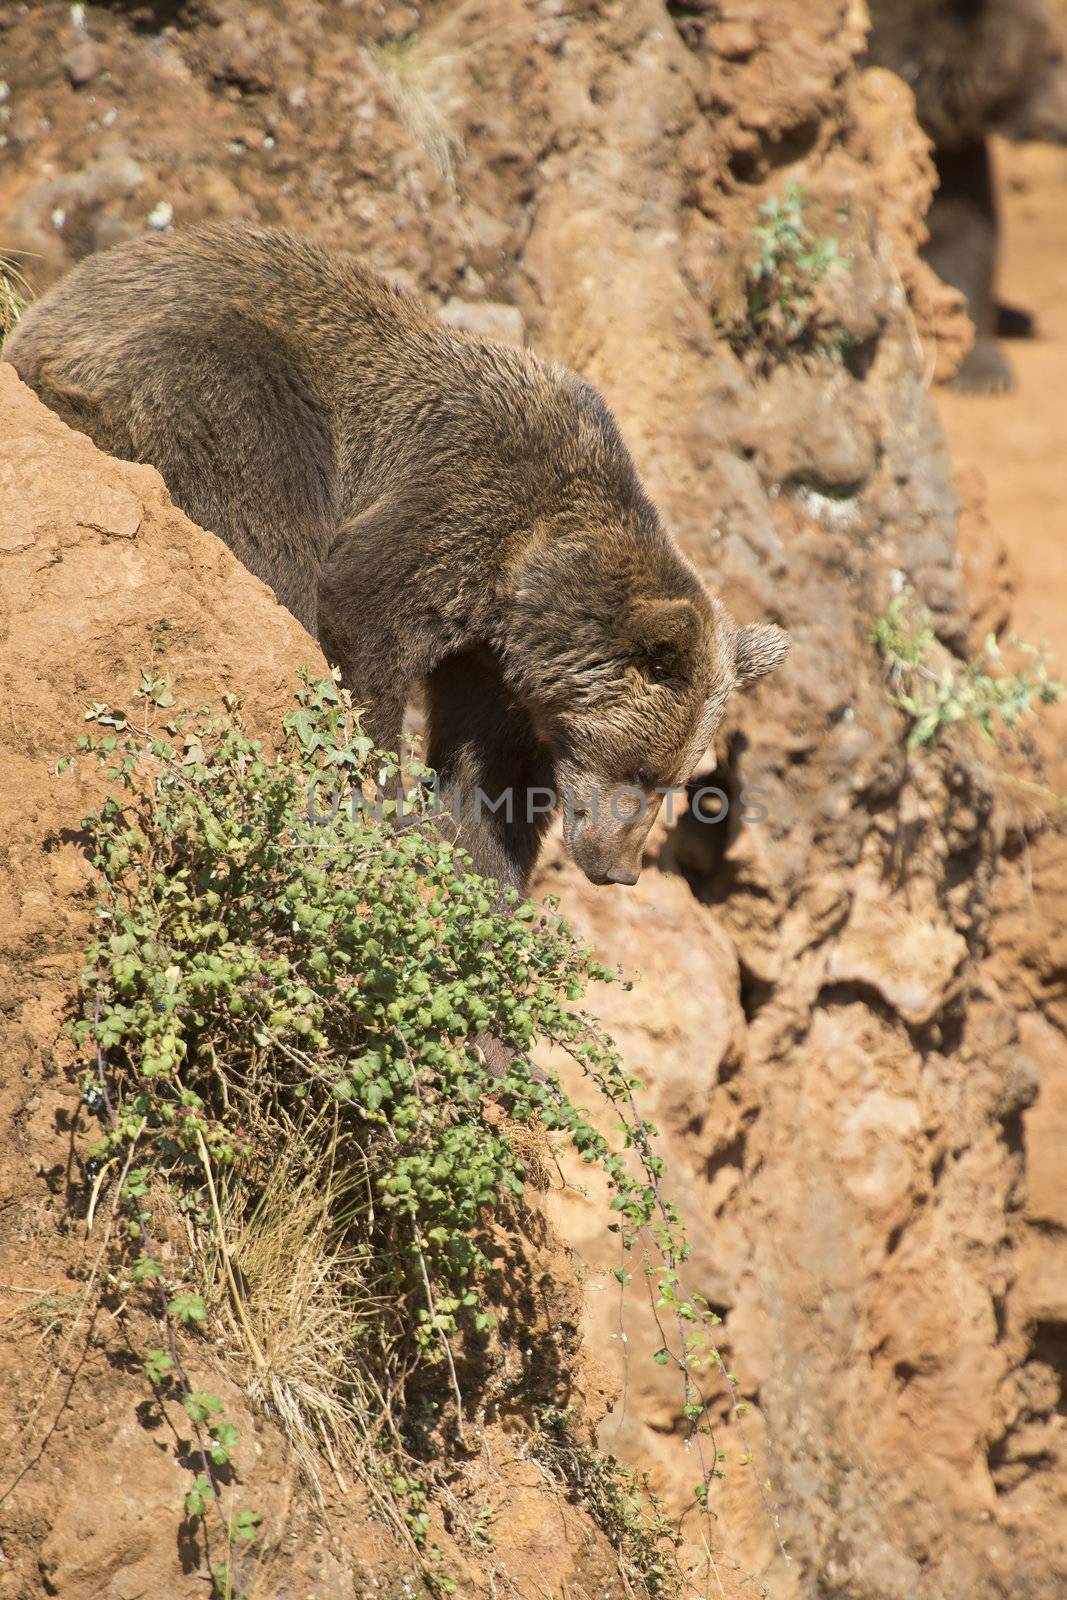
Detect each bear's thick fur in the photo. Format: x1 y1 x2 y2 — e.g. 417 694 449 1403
7 224 787 891
867 0 1067 392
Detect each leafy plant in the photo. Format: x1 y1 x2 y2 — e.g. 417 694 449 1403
62 669 769 1593
743 181 844 360
872 589 1064 749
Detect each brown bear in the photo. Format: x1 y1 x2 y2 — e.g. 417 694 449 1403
866 0 1067 392
5 223 787 893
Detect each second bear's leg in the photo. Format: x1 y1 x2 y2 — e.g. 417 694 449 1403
424 646 557 893
925 141 1015 393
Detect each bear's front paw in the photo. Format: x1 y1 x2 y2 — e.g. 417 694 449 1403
948 338 1015 395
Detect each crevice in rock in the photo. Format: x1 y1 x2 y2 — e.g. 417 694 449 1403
660 738 744 891
782 473 865 503
885 1220 906 1257
758 116 822 172
842 333 880 380
1031 1322 1067 1418
988 1432 1057 1489
815 979 906 1032
739 962 775 1023
89 0 200 32
993 1293 1008 1344
664 0 714 54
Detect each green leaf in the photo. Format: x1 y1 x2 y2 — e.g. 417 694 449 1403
169 1292 207 1325
209 1420 240 1464
230 1508 261 1542
143 1348 173 1384
183 1390 224 1426
132 1254 162 1284
185 1473 215 1518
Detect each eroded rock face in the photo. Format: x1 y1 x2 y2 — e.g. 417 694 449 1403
1 1 1065 1596
518 4 1065 1595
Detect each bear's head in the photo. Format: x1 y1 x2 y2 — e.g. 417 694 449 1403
506 531 789 889
552 597 787 887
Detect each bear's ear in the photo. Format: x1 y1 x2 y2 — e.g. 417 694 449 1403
734 621 790 687
623 597 700 678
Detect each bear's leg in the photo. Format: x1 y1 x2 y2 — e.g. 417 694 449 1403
424 645 557 893
316 507 416 758
425 647 557 1084
925 141 1015 394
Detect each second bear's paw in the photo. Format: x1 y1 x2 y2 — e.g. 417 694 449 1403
949 338 1015 395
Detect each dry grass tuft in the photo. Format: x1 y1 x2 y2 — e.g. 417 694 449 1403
0 254 30 351
483 1101 554 1192
200 1107 393 1504
363 34 466 185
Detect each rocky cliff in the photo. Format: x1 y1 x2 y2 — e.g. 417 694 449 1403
1 2 1064 1596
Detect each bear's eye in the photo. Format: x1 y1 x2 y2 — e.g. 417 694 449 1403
634 765 657 789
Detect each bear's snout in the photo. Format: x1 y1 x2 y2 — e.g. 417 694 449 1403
604 864 640 887
568 808 652 889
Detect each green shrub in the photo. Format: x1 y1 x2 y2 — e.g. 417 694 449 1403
741 180 844 362
70 674 670 1350
65 670 755 1593
872 590 1063 749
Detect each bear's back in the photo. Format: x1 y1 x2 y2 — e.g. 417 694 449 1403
6 224 656 633
865 0 1065 148
9 223 441 403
